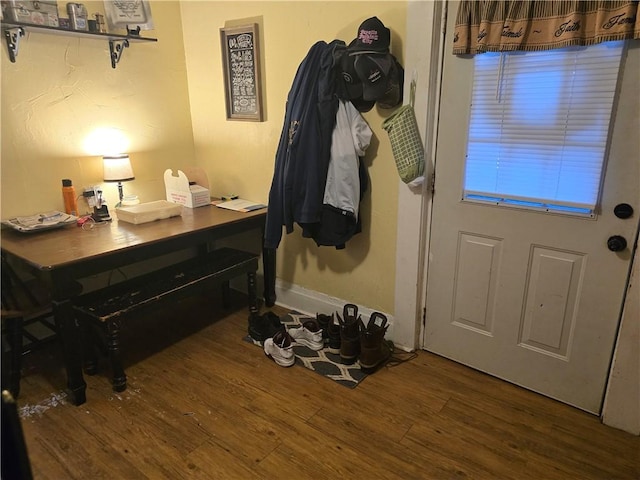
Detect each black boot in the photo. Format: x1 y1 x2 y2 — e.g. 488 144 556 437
326 315 341 354
358 312 390 373
337 304 360 364
316 313 333 344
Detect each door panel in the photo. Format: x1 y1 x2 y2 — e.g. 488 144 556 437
519 247 584 359
424 3 640 413
452 233 502 335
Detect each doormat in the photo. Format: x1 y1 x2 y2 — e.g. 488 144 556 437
244 311 368 388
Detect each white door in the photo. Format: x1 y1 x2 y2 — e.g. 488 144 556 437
424 7 640 414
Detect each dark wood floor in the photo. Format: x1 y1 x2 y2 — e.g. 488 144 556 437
11 292 639 479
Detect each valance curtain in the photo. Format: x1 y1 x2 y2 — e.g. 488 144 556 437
453 1 640 54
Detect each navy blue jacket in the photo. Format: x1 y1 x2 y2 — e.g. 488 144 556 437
264 40 344 249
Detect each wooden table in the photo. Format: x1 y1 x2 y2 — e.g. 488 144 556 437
1 205 276 405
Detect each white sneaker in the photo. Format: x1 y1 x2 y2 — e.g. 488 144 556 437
264 330 295 367
288 320 324 351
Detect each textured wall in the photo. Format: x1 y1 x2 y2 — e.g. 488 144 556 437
1 1 194 217
181 2 407 315
1 1 406 316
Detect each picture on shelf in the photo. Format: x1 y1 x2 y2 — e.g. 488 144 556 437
3 0 60 27
104 0 154 31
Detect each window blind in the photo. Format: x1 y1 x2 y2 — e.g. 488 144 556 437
463 41 624 215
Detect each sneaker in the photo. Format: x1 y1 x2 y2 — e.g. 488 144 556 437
263 329 295 367
288 319 324 351
249 311 283 342
337 304 361 364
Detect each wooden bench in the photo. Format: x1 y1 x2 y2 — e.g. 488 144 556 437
73 247 259 392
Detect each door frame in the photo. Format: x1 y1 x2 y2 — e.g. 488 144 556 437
394 0 638 430
392 0 444 350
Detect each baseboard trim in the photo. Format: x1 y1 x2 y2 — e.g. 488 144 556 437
272 279 414 351
233 276 412 351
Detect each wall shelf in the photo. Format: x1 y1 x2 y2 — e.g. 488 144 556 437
1 21 157 69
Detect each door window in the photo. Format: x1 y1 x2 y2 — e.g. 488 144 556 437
463 41 625 216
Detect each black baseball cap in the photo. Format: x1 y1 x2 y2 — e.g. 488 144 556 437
377 55 404 109
339 47 363 99
351 97 376 113
336 47 375 112
354 53 393 101
349 17 391 54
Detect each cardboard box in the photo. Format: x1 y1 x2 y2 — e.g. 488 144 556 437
3 0 60 27
164 168 211 209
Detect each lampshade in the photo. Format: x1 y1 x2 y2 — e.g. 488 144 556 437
103 154 134 182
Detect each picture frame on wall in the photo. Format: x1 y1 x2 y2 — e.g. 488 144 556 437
104 0 154 31
220 23 264 122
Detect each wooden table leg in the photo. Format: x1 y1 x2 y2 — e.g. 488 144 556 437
52 300 87 405
5 316 23 398
262 247 276 307
247 270 260 316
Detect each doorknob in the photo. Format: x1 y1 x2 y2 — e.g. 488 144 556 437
607 235 627 252
614 203 634 219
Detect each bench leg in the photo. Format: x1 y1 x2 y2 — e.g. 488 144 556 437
106 320 127 392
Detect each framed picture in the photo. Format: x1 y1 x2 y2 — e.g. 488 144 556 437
104 0 154 31
220 24 264 121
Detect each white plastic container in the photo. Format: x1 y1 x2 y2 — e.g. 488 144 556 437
121 195 140 207
116 200 183 225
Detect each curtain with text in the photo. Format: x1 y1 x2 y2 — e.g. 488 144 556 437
453 1 640 54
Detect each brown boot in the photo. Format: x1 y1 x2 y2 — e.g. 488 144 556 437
337 304 360 364
358 312 390 373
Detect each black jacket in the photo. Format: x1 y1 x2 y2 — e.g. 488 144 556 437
264 40 344 249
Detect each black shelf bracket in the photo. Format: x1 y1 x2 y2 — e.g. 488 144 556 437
4 26 24 63
109 39 129 69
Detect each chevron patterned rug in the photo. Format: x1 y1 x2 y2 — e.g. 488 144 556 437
245 311 368 388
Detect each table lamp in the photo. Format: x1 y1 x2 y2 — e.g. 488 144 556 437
103 154 134 207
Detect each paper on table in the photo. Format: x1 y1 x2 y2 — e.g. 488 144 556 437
215 199 267 212
2 211 77 232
